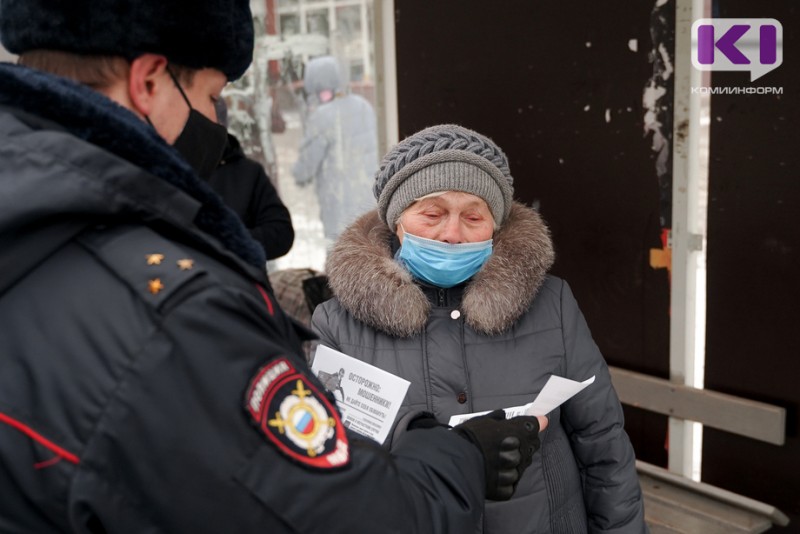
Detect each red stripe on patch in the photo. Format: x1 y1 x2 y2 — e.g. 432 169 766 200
245 358 294 420
0 412 80 465
256 284 274 316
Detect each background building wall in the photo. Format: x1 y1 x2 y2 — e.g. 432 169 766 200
702 0 800 528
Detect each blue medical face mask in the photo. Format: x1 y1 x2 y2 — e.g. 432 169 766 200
396 229 493 288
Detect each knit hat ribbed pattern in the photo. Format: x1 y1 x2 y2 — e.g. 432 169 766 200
374 124 514 229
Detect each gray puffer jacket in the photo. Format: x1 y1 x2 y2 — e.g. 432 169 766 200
313 203 647 534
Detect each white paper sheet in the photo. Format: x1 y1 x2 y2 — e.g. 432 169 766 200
311 345 410 445
448 375 595 426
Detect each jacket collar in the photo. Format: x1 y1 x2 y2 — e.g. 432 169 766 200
0 63 265 270
325 202 555 337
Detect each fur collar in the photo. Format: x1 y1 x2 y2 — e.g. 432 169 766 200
0 63 265 268
326 202 555 337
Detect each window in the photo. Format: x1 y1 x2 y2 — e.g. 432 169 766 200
224 0 378 272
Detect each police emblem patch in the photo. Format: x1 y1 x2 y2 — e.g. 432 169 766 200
245 358 349 469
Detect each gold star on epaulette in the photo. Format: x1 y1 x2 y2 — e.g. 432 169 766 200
177 259 194 271
148 278 165 295
146 254 165 265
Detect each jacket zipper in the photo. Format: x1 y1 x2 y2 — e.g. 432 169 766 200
460 319 474 413
421 324 433 413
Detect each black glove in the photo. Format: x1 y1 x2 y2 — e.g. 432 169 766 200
452 410 541 501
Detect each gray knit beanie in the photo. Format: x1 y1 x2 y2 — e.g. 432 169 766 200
373 124 514 229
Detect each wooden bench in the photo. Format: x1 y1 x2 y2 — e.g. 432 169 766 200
637 460 789 533
609 367 790 533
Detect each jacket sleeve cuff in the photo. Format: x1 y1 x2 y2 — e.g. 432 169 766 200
385 410 441 449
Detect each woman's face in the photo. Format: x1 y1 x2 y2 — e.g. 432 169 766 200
396 191 494 244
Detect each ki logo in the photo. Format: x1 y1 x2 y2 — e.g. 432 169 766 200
691 18 783 81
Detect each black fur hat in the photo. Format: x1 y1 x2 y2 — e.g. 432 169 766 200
0 0 254 80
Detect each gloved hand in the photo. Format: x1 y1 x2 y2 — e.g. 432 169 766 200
452 410 541 501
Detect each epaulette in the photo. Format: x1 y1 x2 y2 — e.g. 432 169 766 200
78 224 208 309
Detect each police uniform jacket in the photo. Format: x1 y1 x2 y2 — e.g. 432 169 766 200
0 63 486 533
313 207 648 534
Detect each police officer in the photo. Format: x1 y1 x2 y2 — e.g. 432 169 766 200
0 1 545 532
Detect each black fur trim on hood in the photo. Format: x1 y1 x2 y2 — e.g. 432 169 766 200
325 202 555 337
0 63 265 268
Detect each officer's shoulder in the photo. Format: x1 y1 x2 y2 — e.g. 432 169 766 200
78 224 211 309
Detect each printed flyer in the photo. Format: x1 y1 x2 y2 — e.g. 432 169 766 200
448 375 596 426
312 345 410 445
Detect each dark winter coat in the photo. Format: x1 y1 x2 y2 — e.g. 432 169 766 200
313 205 648 534
210 133 294 260
0 63 487 533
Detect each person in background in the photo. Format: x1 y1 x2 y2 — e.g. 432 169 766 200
0 0 546 530
292 55 378 246
212 98 294 260
313 124 649 533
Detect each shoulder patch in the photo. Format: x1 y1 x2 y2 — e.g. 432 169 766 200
245 358 349 469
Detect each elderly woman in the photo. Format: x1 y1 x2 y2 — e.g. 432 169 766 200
312 124 647 533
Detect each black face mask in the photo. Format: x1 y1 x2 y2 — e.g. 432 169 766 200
167 68 229 180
